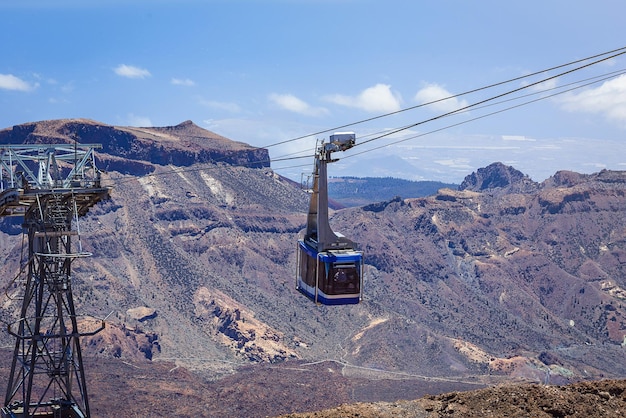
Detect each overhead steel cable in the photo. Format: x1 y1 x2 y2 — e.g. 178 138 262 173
347 67 626 148
105 67 623 186
103 47 626 186
343 70 626 159
256 45 626 149
355 48 626 147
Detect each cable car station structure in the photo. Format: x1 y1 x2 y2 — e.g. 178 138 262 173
296 133 363 305
0 144 109 418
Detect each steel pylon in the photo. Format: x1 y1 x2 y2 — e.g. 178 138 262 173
0 144 109 418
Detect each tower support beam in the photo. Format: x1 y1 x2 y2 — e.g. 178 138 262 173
0 144 109 418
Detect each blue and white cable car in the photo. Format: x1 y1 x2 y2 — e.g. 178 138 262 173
296 132 363 305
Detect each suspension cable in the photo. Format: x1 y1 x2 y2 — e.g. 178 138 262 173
100 47 626 185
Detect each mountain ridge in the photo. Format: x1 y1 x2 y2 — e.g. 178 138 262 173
0 119 269 175
0 119 625 416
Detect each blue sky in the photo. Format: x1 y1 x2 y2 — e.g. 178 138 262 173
1 0 626 183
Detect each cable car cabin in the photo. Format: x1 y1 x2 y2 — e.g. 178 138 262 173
297 239 363 305
296 132 364 305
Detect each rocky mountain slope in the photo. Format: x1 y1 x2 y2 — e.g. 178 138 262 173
282 379 626 417
0 119 625 416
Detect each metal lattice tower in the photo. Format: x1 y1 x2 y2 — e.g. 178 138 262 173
0 144 110 418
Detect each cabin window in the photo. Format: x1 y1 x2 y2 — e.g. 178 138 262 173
299 249 317 287
321 261 360 295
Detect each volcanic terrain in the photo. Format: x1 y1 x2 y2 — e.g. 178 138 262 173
0 119 625 416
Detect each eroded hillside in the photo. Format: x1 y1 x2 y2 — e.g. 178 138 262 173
0 120 626 417
342 164 626 383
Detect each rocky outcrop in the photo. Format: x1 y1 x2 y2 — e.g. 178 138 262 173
459 162 537 192
193 287 299 363
126 306 158 322
84 323 161 361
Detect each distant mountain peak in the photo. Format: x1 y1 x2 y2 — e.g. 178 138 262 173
459 162 536 192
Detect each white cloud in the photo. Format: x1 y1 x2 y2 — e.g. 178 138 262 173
414 83 468 113
60 81 75 93
558 74 626 127
114 64 151 79
48 97 69 104
324 83 402 113
502 135 536 142
171 78 195 86
199 98 241 113
127 114 152 127
0 74 37 91
434 158 472 170
268 93 328 117
202 117 318 155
